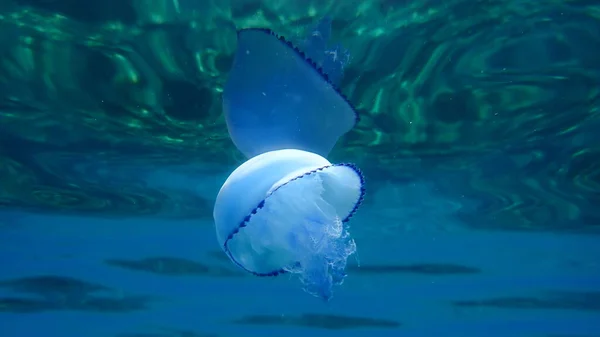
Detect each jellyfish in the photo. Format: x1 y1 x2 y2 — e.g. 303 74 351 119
300 16 351 87
214 19 364 301
221 19 356 159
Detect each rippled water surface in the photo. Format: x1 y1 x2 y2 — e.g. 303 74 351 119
0 0 599 336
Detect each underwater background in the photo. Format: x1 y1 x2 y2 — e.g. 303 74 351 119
0 0 599 336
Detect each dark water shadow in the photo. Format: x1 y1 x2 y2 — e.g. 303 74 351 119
231 313 400 330
104 256 244 278
0 275 154 313
349 263 482 275
451 290 600 312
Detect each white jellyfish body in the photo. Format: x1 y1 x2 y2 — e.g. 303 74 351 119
214 149 364 300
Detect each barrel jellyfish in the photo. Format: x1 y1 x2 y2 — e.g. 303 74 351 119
213 18 364 301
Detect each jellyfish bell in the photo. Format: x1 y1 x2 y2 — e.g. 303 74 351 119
222 27 357 159
213 149 364 300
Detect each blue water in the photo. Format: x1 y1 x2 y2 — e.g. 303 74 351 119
1 181 599 336
1 0 600 336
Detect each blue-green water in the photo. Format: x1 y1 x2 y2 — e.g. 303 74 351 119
1 0 599 336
